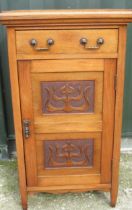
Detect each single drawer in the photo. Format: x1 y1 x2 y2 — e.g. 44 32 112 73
16 29 118 55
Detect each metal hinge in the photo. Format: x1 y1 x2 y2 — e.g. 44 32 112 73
23 120 31 139
114 74 117 91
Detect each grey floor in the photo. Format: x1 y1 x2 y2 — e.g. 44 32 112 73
0 153 132 210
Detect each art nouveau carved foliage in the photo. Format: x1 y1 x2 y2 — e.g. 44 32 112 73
44 139 94 168
41 80 95 114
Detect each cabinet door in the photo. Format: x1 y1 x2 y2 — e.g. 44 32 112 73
18 59 116 188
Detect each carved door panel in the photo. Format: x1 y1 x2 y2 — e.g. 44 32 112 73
18 59 116 187
32 71 103 133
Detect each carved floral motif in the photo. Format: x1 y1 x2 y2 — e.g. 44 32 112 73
44 139 94 168
41 80 94 113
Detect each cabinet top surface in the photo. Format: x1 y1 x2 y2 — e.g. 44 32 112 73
0 9 132 26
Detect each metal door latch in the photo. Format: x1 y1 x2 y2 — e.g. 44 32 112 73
23 120 31 139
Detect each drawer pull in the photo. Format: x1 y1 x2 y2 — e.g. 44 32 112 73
80 37 104 50
29 38 54 51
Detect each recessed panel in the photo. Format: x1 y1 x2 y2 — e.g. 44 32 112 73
31 69 103 133
41 80 94 114
44 139 94 169
36 132 101 176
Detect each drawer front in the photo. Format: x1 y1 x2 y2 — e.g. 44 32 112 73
16 29 118 55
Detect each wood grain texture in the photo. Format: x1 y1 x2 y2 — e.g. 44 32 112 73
44 139 94 168
41 80 94 114
17 53 118 60
7 28 27 209
36 132 101 176
101 59 116 184
27 183 111 193
18 61 37 187
31 59 104 73
31 71 103 114
16 29 118 55
111 26 127 207
34 120 102 133
37 174 100 187
13 25 119 31
0 9 132 26
2 9 131 209
31 71 103 133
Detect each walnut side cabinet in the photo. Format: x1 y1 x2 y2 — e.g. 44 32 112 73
0 10 132 210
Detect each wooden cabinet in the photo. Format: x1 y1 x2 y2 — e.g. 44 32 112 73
0 9 132 210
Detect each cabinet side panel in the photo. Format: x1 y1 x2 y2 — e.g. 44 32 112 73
111 26 127 206
7 28 27 208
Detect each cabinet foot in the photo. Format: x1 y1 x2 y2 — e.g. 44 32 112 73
23 208 27 210
21 193 28 210
110 189 117 207
22 205 27 210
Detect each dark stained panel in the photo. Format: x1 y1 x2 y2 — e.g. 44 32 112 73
41 80 95 114
44 139 94 169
